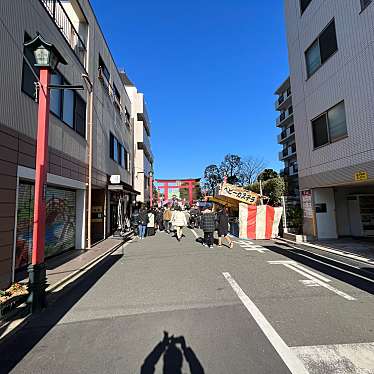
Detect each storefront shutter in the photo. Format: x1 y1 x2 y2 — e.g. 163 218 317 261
15 184 76 270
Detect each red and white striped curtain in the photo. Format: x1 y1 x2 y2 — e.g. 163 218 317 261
239 203 283 240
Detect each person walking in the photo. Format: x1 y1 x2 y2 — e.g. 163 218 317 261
171 206 187 242
217 207 233 248
138 206 149 239
147 209 156 236
163 206 172 233
156 208 164 231
200 207 216 248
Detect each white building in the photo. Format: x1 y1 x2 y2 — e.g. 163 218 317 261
284 0 374 239
121 72 153 204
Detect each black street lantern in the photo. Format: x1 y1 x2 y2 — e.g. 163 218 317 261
24 33 67 71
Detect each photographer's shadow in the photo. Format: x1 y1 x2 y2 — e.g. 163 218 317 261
141 332 205 374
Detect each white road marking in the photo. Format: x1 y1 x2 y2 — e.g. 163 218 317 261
268 260 356 301
223 272 309 374
292 342 374 373
236 240 269 253
292 263 331 283
243 247 269 253
190 229 199 238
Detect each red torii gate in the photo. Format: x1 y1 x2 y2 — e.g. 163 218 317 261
155 179 200 205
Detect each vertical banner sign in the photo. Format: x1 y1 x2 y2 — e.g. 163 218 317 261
301 190 313 218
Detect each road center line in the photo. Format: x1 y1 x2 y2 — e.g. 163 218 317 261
223 272 309 374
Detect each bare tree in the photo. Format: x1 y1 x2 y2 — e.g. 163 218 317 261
239 157 265 185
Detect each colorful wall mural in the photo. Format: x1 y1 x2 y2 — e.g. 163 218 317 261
15 183 76 270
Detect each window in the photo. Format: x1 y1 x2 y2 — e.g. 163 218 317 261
74 94 86 137
312 115 329 148
117 141 122 165
62 88 75 128
123 148 129 170
361 0 372 11
110 133 115 159
22 33 38 98
305 20 338 77
113 84 120 102
109 132 128 168
300 0 312 14
327 101 347 141
113 137 118 162
312 101 347 148
50 72 63 116
99 55 110 87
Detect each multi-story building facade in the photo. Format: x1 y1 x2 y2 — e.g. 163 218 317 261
275 77 299 199
284 0 374 239
0 0 144 288
122 73 154 204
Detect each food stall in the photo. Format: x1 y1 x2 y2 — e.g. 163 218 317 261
208 182 283 240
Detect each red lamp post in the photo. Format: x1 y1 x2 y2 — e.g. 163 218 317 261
24 34 67 312
149 171 154 208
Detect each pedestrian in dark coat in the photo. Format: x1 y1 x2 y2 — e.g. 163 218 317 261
217 207 233 248
200 208 216 248
138 207 149 239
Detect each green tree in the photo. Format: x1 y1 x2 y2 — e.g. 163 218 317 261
203 164 222 195
246 177 285 206
220 154 242 184
257 168 279 182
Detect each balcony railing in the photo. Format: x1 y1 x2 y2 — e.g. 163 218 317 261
275 87 292 109
279 144 297 160
276 107 294 127
40 0 87 67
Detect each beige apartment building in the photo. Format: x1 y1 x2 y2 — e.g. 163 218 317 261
0 0 145 288
284 0 374 239
122 73 153 204
275 77 299 200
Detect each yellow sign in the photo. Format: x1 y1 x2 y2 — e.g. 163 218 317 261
217 183 261 205
355 171 368 182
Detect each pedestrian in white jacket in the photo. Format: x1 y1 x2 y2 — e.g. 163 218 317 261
171 206 187 241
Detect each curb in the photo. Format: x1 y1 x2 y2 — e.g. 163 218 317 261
275 238 374 282
277 237 374 266
0 237 131 342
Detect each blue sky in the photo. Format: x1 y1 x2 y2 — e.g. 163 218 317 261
90 0 289 179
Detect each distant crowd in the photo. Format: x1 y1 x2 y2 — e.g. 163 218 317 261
130 203 234 249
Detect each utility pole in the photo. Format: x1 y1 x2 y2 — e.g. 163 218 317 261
82 74 93 249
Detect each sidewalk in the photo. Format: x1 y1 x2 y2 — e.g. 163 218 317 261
280 236 374 264
1 235 131 340
16 236 130 288
308 238 374 263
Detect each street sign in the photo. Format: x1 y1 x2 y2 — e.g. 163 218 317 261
355 171 368 182
110 175 121 184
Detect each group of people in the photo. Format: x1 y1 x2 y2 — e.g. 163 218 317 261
132 203 234 249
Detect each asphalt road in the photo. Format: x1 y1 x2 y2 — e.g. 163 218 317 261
1 229 374 373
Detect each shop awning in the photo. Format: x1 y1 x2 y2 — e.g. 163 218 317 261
108 184 140 195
